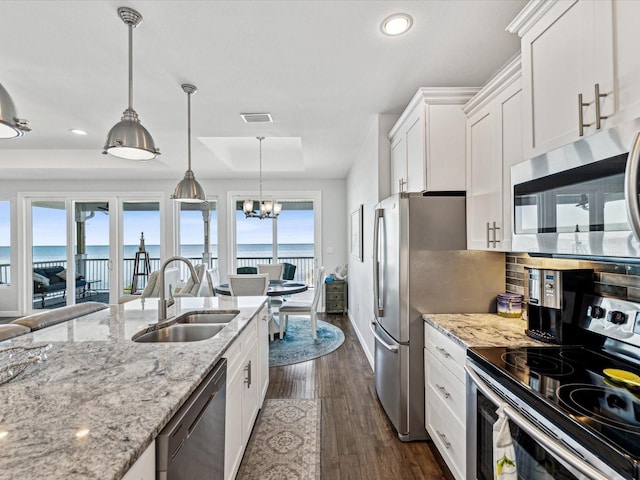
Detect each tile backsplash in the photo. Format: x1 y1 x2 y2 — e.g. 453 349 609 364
506 252 640 301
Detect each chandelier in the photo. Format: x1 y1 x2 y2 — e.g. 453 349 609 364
243 137 282 219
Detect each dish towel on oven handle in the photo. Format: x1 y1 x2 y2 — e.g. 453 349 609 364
493 405 517 480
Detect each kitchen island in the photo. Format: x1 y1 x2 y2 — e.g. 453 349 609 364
0 295 267 480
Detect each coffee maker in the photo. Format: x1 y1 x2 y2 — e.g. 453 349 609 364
526 268 594 344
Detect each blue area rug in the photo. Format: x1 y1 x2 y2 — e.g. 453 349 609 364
269 317 345 367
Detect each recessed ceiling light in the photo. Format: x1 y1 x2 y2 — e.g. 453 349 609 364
381 13 413 36
69 129 88 135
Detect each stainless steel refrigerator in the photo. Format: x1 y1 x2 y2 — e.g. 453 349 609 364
371 193 504 441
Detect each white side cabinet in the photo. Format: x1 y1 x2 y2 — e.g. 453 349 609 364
224 312 263 480
121 441 155 480
509 0 640 158
388 88 479 195
424 322 467 480
464 56 522 251
256 305 270 404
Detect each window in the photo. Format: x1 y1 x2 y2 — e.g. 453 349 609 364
179 201 218 267
0 201 10 285
122 201 160 295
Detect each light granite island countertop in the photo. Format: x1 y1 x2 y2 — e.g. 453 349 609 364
0 295 267 480
423 313 544 349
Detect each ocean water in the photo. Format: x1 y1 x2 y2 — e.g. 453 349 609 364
0 244 313 264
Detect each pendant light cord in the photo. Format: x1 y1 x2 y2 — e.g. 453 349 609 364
128 23 134 110
187 91 192 171
258 137 264 207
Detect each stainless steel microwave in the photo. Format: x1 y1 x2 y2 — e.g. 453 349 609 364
512 117 640 258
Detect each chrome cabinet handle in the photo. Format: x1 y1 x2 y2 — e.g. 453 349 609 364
595 83 609 130
244 360 252 388
578 93 593 137
436 346 451 358
435 430 451 449
492 221 501 245
486 222 492 248
435 383 451 399
625 132 640 241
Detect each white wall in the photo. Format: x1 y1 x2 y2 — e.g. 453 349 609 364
0 177 346 316
345 114 397 369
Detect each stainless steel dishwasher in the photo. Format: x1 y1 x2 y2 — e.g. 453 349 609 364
157 358 226 480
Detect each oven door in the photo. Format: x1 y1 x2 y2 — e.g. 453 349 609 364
465 362 623 480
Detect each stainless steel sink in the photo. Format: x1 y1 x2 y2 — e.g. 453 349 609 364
132 324 226 343
175 310 240 324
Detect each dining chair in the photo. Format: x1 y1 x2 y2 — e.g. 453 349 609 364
278 266 325 340
282 262 297 281
237 266 258 275
175 263 207 297
205 268 220 296
228 273 277 340
257 263 284 281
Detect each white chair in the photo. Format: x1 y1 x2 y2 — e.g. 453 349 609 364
228 273 269 296
228 273 277 340
205 268 220 296
278 266 325 340
257 263 284 281
175 263 207 297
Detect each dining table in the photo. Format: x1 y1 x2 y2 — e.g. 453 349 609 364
214 279 308 296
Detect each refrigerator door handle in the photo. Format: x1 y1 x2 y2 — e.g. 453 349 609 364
369 321 398 353
373 208 384 317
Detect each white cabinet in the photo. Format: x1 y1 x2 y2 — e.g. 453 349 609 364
464 56 522 251
508 0 640 158
388 88 478 194
424 322 467 480
224 312 263 480
121 441 155 480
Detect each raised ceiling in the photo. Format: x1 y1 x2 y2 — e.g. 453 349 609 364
0 0 526 181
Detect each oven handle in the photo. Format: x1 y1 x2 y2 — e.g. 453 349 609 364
624 132 640 241
465 364 610 480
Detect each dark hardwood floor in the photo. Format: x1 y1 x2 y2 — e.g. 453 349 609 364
266 313 454 480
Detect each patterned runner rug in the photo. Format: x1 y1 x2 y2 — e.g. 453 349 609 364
237 399 321 480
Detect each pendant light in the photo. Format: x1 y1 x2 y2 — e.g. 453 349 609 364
103 7 159 160
243 137 282 219
171 84 205 203
0 82 30 138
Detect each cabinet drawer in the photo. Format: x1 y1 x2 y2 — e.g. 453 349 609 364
425 323 466 381
326 292 344 301
325 282 344 292
426 392 466 480
326 302 344 313
426 350 465 423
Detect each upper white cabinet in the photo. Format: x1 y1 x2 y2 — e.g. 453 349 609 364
388 88 479 195
464 57 522 252
509 0 640 159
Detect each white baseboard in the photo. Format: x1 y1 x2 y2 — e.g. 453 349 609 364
347 309 374 371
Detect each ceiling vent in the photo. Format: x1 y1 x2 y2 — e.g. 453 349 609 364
240 113 273 123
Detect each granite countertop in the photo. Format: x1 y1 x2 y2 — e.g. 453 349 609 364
0 296 267 480
423 313 544 349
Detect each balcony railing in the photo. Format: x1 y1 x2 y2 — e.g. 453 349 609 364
6 255 316 293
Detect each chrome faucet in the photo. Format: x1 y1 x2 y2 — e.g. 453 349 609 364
158 256 199 322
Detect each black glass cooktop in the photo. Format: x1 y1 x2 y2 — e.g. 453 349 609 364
469 345 640 464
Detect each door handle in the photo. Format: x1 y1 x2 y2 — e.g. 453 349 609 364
369 321 398 353
373 208 384 317
625 132 640 242
594 83 608 130
578 93 593 137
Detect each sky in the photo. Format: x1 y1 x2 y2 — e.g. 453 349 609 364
8 203 313 247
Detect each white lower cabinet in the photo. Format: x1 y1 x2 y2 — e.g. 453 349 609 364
424 323 467 480
256 305 269 404
224 311 264 480
121 440 155 480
